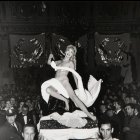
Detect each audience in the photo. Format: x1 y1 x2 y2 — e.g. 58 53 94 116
0 80 140 140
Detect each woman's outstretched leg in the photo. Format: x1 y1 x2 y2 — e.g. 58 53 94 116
64 83 96 121
46 87 69 111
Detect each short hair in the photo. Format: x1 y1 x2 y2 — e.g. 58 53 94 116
98 118 113 129
23 124 36 132
115 99 124 108
134 104 140 113
130 95 138 103
125 103 135 109
22 104 29 109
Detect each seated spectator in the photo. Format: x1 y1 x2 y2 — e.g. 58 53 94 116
98 119 119 140
134 104 140 117
0 108 23 140
121 92 127 102
113 99 125 139
22 124 37 140
25 98 33 112
106 109 115 118
18 100 25 114
129 95 137 104
97 103 108 121
123 103 140 140
0 99 5 110
124 96 131 105
3 99 14 111
16 104 36 128
10 97 17 110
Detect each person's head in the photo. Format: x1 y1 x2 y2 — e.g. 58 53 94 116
10 97 16 106
19 101 24 108
99 104 107 113
65 45 77 57
65 45 76 59
5 100 12 109
64 45 77 69
99 119 114 140
121 92 127 100
22 104 29 115
6 109 17 125
22 124 36 140
134 104 140 117
113 100 124 111
106 109 114 118
130 96 137 104
124 96 130 104
125 103 135 116
25 99 32 107
0 100 5 108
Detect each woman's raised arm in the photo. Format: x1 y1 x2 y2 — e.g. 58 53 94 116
47 53 54 65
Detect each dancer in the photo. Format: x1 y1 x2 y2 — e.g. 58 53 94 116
41 45 102 121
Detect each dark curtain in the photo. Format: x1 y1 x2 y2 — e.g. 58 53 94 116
130 34 140 83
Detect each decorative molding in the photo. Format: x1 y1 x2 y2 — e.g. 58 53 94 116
0 22 140 35
1 2 140 35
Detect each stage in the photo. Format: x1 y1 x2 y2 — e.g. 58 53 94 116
37 111 99 140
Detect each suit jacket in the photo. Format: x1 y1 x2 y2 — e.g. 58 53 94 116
116 110 125 130
124 115 140 140
16 112 34 127
0 121 23 140
0 112 6 127
112 110 125 139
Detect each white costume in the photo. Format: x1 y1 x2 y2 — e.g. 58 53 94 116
41 61 102 107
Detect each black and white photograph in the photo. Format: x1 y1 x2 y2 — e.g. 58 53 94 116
0 1 140 140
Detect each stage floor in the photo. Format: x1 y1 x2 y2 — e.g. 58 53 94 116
38 112 99 140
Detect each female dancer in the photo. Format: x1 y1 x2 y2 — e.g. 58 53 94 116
41 45 100 121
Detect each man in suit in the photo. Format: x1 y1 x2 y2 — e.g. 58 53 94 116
123 103 140 140
113 99 125 139
0 108 23 140
16 104 35 128
0 110 6 127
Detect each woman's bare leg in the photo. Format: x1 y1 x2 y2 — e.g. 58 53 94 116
64 83 96 121
46 87 69 111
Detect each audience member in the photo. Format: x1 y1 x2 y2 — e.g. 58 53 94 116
22 124 36 140
18 100 25 114
10 97 17 110
0 108 23 140
98 119 119 140
3 99 14 111
123 104 140 140
16 104 35 128
113 100 125 139
97 103 108 121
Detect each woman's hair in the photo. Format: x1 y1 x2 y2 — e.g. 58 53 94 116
66 45 77 70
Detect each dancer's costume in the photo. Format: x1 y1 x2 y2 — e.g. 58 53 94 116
41 61 102 107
